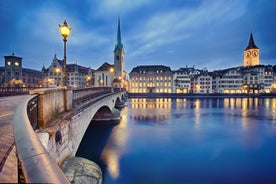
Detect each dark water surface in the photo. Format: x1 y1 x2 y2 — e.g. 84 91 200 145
76 98 276 184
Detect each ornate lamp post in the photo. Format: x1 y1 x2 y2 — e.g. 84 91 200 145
59 20 71 86
109 67 114 93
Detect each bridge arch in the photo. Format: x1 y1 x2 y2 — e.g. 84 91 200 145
92 105 112 120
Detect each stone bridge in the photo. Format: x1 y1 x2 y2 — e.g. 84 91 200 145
13 87 127 183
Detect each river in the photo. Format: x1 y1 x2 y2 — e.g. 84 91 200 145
76 97 276 184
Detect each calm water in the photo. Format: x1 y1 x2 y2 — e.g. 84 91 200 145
76 98 276 184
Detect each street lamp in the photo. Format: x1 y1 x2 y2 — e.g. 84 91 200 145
59 20 71 86
109 67 114 92
55 68 61 86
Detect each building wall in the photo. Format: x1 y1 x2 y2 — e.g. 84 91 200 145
244 49 259 67
191 74 212 94
173 72 191 93
130 72 173 93
94 70 114 87
1 54 42 87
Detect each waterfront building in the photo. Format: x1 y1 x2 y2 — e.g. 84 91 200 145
129 65 173 93
190 73 212 94
43 54 93 88
0 53 42 87
240 65 273 93
212 67 243 93
173 67 201 93
93 62 114 87
244 33 259 67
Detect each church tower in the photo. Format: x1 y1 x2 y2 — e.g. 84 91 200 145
113 16 124 80
244 32 259 67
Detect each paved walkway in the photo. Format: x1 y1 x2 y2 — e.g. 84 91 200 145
0 95 28 183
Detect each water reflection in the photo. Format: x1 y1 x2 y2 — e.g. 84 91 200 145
101 107 129 180
77 97 276 184
130 98 172 124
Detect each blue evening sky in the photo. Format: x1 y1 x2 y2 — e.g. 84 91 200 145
0 0 275 73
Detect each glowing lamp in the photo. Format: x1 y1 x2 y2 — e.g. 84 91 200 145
59 20 71 38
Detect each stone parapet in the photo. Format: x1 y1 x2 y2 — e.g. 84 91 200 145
30 87 73 128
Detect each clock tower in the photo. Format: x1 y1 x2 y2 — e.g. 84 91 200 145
113 16 124 80
244 32 259 67
4 53 23 83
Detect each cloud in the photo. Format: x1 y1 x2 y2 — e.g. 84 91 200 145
125 0 248 64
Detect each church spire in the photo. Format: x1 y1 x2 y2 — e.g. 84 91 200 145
114 16 123 51
245 32 258 50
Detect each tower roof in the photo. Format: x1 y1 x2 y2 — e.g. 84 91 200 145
114 16 123 52
245 32 258 50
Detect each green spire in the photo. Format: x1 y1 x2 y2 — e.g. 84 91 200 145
114 16 123 51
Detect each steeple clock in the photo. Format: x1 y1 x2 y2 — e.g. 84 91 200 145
244 33 259 67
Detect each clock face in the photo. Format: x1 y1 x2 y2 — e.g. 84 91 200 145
15 62 19 66
7 61 11 65
253 51 258 57
246 52 250 57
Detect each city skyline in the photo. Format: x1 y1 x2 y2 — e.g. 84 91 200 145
0 0 276 73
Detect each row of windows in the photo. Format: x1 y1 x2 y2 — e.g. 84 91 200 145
131 82 172 87
131 76 172 81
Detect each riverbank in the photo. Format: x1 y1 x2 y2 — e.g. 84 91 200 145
128 92 276 99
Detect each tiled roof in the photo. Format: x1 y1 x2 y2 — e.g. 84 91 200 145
130 65 172 74
96 62 114 71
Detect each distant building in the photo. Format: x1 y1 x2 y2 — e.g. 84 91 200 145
43 54 93 88
212 67 243 93
244 33 259 67
240 65 273 93
0 53 42 87
94 62 114 87
113 17 127 87
129 65 173 93
190 73 212 94
173 67 202 93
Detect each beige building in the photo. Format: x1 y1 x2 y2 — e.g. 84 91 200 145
190 73 212 94
129 65 173 93
43 54 93 88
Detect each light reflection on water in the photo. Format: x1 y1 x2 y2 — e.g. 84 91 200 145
77 97 276 184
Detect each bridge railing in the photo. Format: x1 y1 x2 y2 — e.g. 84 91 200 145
14 94 70 183
72 87 112 105
0 87 40 96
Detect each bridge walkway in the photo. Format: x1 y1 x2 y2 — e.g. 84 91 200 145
0 95 29 183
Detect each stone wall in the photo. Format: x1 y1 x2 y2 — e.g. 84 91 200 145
30 87 73 128
37 92 126 164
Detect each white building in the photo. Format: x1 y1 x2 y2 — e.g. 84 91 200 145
190 73 212 94
94 62 114 87
212 67 243 93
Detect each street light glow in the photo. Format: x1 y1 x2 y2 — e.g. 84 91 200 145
59 20 71 38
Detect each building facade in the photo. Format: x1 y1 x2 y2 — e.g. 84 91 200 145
173 67 202 93
190 73 212 94
0 53 42 87
129 65 173 93
43 54 93 88
94 62 114 87
212 67 243 93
